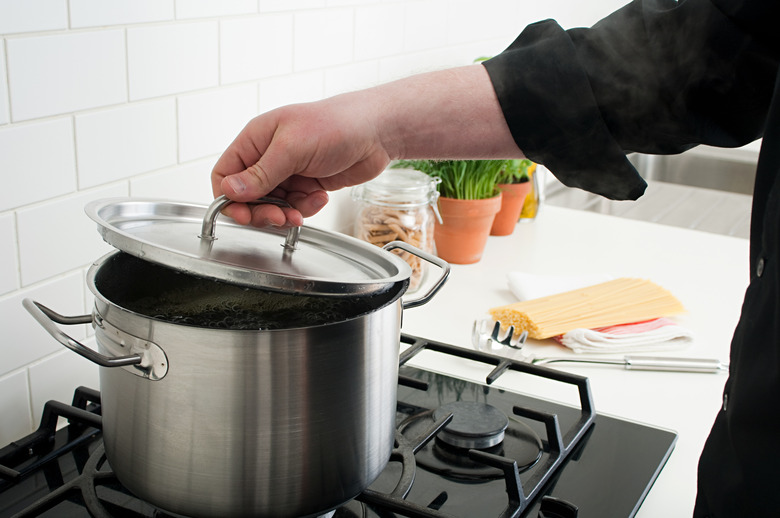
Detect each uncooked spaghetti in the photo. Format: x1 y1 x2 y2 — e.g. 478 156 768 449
488 278 686 339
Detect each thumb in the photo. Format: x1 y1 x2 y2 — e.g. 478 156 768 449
220 162 273 202
220 129 307 202
218 161 283 226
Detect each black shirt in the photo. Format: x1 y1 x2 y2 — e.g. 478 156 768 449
483 0 780 516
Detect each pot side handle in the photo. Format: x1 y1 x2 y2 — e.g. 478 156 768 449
383 241 450 310
23 298 142 368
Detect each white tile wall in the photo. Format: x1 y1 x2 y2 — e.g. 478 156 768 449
294 9 354 71
6 31 127 121
0 370 32 444
130 159 215 203
0 118 77 211
324 61 380 97
0 40 8 125
127 22 219 100
258 70 325 112
70 0 174 28
445 0 524 46
0 213 18 295
28 345 100 426
0 0 68 35
404 1 448 52
220 15 294 84
1 271 87 377
354 5 405 61
75 99 178 189
262 0 326 12
178 85 259 162
175 0 257 19
16 184 125 285
0 0 622 446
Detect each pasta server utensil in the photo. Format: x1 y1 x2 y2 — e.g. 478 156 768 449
471 318 728 373
471 318 528 350
519 353 729 373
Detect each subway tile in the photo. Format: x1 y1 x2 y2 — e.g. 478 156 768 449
6 31 127 121
178 85 258 162
377 51 449 84
354 5 404 61
1 272 88 377
0 213 19 295
29 346 100 429
377 43 483 83
294 9 354 71
324 61 380 97
261 0 326 12
70 0 174 28
76 99 177 189
446 0 513 46
127 22 219 101
220 15 293 84
327 0 380 5
0 370 32 446
175 0 257 19
404 0 447 52
258 70 324 113
131 159 215 204
0 0 67 35
0 118 76 211
16 184 126 286
0 40 8 125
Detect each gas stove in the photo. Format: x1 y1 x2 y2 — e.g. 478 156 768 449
0 334 676 518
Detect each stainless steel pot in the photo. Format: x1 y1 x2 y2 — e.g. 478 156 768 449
24 196 450 518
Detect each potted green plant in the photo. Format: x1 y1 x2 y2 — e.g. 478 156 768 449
491 159 535 236
392 159 506 264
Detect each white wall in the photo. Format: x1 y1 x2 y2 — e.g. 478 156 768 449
0 0 627 444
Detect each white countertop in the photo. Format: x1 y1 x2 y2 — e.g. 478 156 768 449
399 205 750 517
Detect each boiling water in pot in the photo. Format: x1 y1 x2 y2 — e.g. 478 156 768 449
96 253 393 330
126 282 370 329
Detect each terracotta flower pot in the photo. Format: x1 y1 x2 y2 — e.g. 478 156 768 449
434 194 502 264
491 182 533 236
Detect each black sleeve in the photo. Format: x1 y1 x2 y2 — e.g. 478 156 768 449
483 0 780 200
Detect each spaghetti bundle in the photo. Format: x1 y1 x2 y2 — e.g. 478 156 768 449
488 278 686 340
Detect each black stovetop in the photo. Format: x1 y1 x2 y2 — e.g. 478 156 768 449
0 334 677 518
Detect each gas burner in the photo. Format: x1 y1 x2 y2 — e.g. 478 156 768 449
433 401 508 449
398 405 543 481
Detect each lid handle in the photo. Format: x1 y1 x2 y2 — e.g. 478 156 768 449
200 195 301 250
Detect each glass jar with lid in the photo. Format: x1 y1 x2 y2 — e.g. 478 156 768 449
352 168 441 293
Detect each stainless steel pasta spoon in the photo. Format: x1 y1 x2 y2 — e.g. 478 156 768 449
471 318 728 373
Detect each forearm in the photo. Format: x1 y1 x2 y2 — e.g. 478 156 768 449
211 63 524 227
365 64 524 161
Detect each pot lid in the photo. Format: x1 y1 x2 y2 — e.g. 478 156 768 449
85 196 412 296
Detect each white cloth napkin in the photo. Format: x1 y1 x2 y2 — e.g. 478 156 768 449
507 271 613 301
506 272 693 353
556 318 694 353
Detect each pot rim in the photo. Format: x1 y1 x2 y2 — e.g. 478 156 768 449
87 251 408 332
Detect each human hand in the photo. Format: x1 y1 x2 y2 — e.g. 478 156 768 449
211 90 393 228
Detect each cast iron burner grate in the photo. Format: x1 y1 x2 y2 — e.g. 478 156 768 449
353 334 595 518
1 334 674 518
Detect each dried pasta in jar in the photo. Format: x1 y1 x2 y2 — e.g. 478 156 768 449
352 168 440 292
